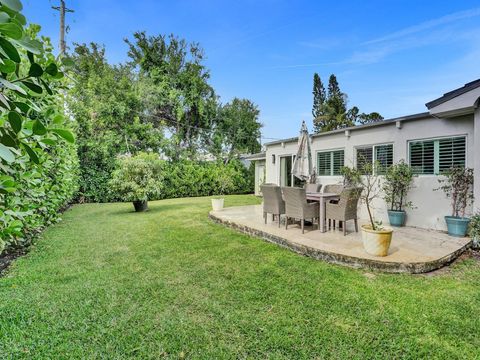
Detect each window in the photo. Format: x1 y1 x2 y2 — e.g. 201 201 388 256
409 136 466 175
356 144 393 174
317 150 344 176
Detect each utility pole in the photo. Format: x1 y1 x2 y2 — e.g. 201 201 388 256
52 0 74 55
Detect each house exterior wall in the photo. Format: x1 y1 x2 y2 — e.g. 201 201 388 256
475 108 480 212
265 114 475 230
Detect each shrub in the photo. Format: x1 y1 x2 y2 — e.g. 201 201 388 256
436 167 474 218
470 213 480 249
0 2 78 255
109 153 164 202
383 160 415 211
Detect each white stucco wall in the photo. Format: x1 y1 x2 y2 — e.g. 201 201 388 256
265 115 475 230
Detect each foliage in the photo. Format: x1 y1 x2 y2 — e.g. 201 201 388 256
211 98 262 159
312 73 326 123
0 1 77 255
1 195 480 358
312 74 383 133
470 212 480 248
126 32 218 158
67 43 165 202
160 159 253 199
109 152 164 202
383 160 415 211
358 161 383 230
436 167 474 218
340 165 362 188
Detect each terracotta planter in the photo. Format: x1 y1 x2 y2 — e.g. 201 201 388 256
361 225 393 257
211 198 224 211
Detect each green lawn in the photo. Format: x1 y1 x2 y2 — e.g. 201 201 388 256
0 195 479 359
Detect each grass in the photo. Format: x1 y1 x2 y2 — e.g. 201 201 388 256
0 195 479 359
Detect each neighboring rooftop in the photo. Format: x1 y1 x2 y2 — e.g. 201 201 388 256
426 79 480 109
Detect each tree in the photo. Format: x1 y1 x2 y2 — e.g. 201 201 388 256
67 43 165 202
126 32 218 158
211 98 262 160
313 74 383 133
312 73 326 132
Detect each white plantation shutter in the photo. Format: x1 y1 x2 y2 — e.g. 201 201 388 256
332 150 344 175
317 150 344 176
409 136 466 175
438 137 466 173
375 144 393 174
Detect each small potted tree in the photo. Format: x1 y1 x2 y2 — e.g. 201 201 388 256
383 160 415 227
211 168 234 211
340 166 362 188
436 167 474 237
359 162 393 257
109 153 164 212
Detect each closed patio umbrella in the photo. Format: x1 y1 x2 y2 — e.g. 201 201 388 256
292 120 314 181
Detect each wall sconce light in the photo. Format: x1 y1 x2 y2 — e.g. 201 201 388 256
396 121 402 129
272 154 276 164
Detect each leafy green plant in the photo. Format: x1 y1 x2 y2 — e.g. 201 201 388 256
109 153 164 202
340 166 362 187
383 160 415 211
436 167 474 218
0 1 77 254
469 212 480 248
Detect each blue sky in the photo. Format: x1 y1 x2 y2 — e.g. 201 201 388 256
23 0 480 142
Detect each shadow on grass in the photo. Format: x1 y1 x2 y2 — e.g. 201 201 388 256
109 201 205 216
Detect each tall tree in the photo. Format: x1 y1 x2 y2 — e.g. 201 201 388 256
211 98 262 160
312 73 326 129
126 32 218 159
313 74 383 133
68 43 164 202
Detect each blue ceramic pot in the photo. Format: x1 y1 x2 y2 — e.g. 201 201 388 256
387 210 406 227
444 216 470 237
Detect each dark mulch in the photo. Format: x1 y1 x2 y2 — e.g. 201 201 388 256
0 248 29 276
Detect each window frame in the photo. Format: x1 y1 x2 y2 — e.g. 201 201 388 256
407 135 467 176
316 148 345 176
355 143 394 175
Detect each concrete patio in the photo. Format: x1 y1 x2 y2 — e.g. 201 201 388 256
209 205 472 273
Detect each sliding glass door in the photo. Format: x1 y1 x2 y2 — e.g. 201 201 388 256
279 155 304 187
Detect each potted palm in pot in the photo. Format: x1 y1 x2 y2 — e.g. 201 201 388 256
359 162 393 257
383 160 415 227
109 153 164 212
436 167 474 237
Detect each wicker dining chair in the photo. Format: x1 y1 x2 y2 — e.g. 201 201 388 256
282 187 320 234
260 184 285 227
305 183 322 193
325 187 363 236
322 184 344 195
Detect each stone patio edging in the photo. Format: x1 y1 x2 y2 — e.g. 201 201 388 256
209 212 472 274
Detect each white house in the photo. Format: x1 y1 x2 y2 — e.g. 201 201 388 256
252 79 480 231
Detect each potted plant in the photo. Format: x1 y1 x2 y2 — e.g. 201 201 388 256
211 169 234 211
109 153 164 212
470 212 480 249
359 162 393 257
383 160 415 227
436 167 474 237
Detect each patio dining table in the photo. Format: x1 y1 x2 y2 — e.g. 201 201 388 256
306 192 340 233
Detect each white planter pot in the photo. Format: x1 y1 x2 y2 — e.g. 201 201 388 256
361 225 393 257
211 198 224 211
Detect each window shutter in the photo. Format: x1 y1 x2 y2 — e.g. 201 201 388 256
375 144 393 174
332 150 344 175
317 152 331 176
357 147 373 174
409 140 434 174
438 137 466 173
